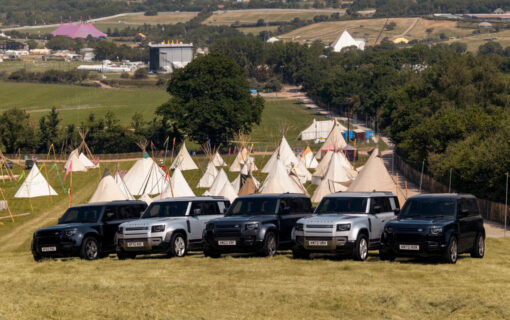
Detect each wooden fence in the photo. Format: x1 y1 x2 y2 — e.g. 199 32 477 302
395 154 508 225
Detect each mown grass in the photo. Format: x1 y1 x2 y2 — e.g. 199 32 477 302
203 10 336 26
0 238 508 319
97 12 198 26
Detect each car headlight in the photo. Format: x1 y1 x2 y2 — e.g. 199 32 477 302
118 227 124 235
429 226 443 235
337 223 351 231
385 226 393 234
64 229 77 237
295 223 304 231
245 222 259 231
151 225 165 233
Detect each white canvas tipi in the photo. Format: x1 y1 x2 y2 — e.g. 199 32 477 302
311 152 353 203
212 151 226 167
64 149 88 172
140 193 153 205
79 152 97 169
258 158 307 195
160 168 195 198
300 145 318 169
313 150 356 185
229 147 257 172
114 170 134 200
197 161 219 188
205 168 230 196
218 180 238 202
15 164 58 198
315 122 348 160
171 142 198 171
89 169 129 203
262 136 311 183
124 155 166 196
231 165 260 192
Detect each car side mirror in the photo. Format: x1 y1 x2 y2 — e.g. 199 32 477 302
193 208 201 216
394 208 400 216
459 209 469 218
373 205 382 214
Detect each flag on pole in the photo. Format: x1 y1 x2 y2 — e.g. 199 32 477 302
94 157 100 165
17 171 25 183
64 161 72 180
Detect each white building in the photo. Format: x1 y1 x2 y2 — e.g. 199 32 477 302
331 30 365 53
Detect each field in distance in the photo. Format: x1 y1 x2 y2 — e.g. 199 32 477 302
0 238 508 319
203 9 344 26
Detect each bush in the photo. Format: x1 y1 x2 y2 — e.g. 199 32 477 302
144 10 158 16
120 72 130 79
133 68 148 79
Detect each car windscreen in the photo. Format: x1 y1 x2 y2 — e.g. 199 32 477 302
59 206 102 224
142 202 189 219
316 198 368 214
399 198 456 218
226 198 277 216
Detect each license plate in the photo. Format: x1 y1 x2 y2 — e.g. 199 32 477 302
399 244 419 250
41 246 56 252
127 241 144 248
218 240 236 246
308 240 328 246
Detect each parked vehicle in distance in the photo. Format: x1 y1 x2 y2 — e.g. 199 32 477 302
2 159 13 169
31 201 147 261
292 192 400 261
380 194 485 264
116 197 230 259
203 193 313 258
25 158 36 170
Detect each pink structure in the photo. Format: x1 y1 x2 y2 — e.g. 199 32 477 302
51 22 107 39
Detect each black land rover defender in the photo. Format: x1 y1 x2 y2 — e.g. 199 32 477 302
380 194 485 264
31 201 147 261
203 193 313 258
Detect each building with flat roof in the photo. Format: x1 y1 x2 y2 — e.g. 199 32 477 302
148 41 193 73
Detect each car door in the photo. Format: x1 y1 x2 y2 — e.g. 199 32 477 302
278 198 306 244
368 198 388 243
456 199 472 252
101 205 121 252
188 201 207 241
463 198 480 251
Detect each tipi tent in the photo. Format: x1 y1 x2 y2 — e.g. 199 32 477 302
299 119 348 141
300 146 318 169
160 168 195 198
262 136 312 183
79 152 97 169
347 149 405 205
15 164 58 198
124 155 166 196
315 122 348 160
312 150 356 184
114 170 134 200
311 152 353 203
89 169 129 203
218 180 238 202
231 165 260 192
206 169 230 196
229 147 257 172
212 151 226 167
258 158 307 195
64 149 88 172
331 30 365 52
197 161 219 188
238 176 259 196
140 193 153 205
171 142 198 171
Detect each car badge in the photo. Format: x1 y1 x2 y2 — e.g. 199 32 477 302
234 225 240 228
55 232 60 235
417 228 423 232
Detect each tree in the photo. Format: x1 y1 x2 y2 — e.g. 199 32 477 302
38 108 61 152
0 109 37 153
133 68 148 79
26 39 39 50
478 41 504 55
157 53 264 146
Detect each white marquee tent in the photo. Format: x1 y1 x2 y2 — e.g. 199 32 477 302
299 119 347 141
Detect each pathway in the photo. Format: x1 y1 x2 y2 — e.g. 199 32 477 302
392 18 418 39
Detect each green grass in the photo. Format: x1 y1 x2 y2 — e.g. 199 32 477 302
202 10 341 26
0 81 169 126
0 238 508 319
0 60 86 73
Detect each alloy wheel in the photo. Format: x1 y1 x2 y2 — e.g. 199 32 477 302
359 238 368 260
174 236 186 257
450 239 457 262
478 236 485 256
86 240 98 259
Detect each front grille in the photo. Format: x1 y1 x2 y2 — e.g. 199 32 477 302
305 236 333 241
399 227 423 233
37 230 61 237
215 231 242 238
306 224 333 229
126 227 148 231
394 234 427 242
216 224 241 229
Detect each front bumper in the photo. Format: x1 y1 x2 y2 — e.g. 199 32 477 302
380 232 447 257
203 230 263 253
31 237 81 258
116 233 169 253
293 235 355 254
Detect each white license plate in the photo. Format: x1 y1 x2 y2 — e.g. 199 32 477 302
218 240 236 246
308 240 328 246
41 246 56 252
127 241 144 248
399 244 419 251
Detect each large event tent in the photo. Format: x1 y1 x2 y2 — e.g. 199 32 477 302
262 136 311 183
315 122 348 160
89 169 129 203
160 168 195 198
331 30 365 52
14 164 58 198
171 142 198 171
52 22 107 39
299 119 347 141
123 155 166 196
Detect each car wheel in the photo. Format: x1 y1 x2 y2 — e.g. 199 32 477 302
260 232 277 257
379 248 395 261
32 252 42 262
353 234 369 261
470 233 485 259
168 233 187 257
292 249 310 260
204 249 221 258
117 252 137 260
80 237 100 260
443 236 458 264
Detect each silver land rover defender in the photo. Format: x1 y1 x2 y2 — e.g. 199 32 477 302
292 192 400 261
116 196 230 259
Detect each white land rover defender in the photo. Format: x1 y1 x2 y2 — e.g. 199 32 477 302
292 192 400 261
116 196 230 259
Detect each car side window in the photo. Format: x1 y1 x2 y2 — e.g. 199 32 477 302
372 197 392 213
201 201 220 215
102 206 118 222
289 198 310 213
279 199 291 214
118 205 142 220
190 201 202 215
467 198 479 217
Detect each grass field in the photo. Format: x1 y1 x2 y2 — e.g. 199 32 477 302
238 25 280 35
0 60 88 73
97 12 198 26
0 238 508 319
203 10 342 26
280 17 475 45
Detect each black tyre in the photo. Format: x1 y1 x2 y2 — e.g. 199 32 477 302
168 232 187 257
260 232 277 257
443 236 458 264
352 233 369 261
470 233 485 259
32 252 42 262
204 249 221 258
379 248 395 261
292 249 310 260
117 252 137 260
80 237 100 260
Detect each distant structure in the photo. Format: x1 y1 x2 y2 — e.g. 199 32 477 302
51 22 107 39
393 37 409 44
148 41 193 73
331 30 365 52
